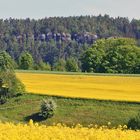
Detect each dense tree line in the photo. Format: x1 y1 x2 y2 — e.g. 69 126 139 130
0 15 140 73
81 38 140 74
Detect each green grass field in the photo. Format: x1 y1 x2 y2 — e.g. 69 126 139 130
0 93 140 127
16 70 140 77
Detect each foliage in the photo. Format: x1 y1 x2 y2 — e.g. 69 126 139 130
81 38 140 73
66 58 79 72
34 61 51 71
0 16 140 73
0 51 15 71
0 96 7 104
127 112 140 130
19 52 34 70
0 71 25 98
0 16 140 72
39 98 57 119
53 59 66 71
81 47 104 72
0 51 25 98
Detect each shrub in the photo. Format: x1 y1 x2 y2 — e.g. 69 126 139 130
39 99 57 119
0 71 25 97
53 59 66 71
0 51 25 100
127 112 140 130
34 62 51 71
0 97 7 104
65 58 79 72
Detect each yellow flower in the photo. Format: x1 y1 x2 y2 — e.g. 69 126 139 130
0 122 139 140
123 125 127 129
107 122 111 125
16 72 140 102
29 119 33 126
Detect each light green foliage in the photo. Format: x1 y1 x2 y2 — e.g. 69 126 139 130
0 51 15 71
40 98 57 119
81 47 105 72
81 38 140 73
34 61 51 71
40 62 51 71
66 58 79 72
0 51 25 98
53 59 66 71
103 45 140 73
0 71 25 96
19 52 34 70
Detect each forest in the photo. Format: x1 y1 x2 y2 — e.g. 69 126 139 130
0 15 140 73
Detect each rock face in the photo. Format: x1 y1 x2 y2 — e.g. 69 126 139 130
13 32 98 44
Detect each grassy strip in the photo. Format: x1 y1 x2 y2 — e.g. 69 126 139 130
0 93 139 126
15 70 140 77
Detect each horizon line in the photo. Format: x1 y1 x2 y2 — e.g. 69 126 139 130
0 14 139 21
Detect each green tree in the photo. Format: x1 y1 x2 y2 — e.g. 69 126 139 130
19 52 34 70
65 58 79 72
81 38 140 73
81 47 105 72
53 59 66 71
34 61 51 71
0 51 15 71
0 51 25 98
103 45 140 73
39 62 51 71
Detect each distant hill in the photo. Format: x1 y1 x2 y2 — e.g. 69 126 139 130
0 15 140 71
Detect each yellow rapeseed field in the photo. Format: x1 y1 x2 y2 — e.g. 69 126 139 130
16 72 140 102
0 120 140 140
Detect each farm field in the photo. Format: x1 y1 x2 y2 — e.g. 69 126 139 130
16 71 140 102
0 121 140 140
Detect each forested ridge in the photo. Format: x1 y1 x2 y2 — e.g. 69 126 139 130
0 15 140 73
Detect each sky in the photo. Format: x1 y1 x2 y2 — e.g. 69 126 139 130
0 0 140 20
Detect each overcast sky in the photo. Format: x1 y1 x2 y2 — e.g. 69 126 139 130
0 0 139 20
